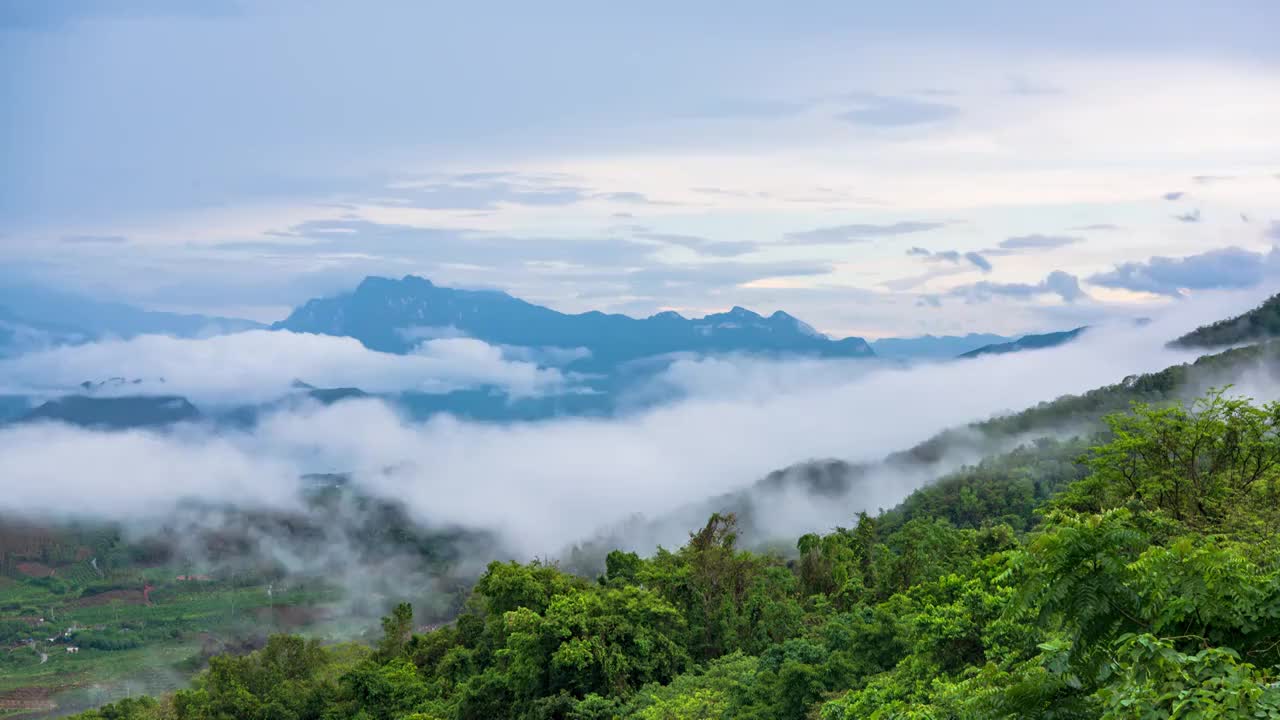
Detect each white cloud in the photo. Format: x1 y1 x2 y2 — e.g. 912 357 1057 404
0 330 566 403
5 291 1261 554
0 422 302 517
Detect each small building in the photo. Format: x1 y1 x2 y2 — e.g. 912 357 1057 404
66 646 79 654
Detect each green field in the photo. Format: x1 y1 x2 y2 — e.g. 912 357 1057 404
0 554 343 718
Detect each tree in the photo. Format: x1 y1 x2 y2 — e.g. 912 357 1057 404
376 603 414 661
1068 390 1280 526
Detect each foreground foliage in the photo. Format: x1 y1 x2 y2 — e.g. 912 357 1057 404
75 390 1280 719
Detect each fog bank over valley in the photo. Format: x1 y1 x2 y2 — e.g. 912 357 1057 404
3 287 1267 558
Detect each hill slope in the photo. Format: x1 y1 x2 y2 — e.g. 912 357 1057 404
1171 292 1280 348
958 327 1086 358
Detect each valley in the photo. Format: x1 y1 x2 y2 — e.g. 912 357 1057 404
2 292 1279 718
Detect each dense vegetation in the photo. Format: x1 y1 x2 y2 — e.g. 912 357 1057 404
0 485 493 716
1172 292 1280 348
70 388 1280 719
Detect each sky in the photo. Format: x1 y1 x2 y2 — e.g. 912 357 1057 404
2 0 1279 338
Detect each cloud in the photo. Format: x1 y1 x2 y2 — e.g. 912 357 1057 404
837 93 960 127
0 423 303 517
0 316 1213 551
601 260 834 292
1163 191 1186 201
882 265 970 292
1192 175 1235 184
594 191 679 206
1042 270 1088 302
1089 246 1275 297
61 234 129 245
998 234 1083 250
951 270 1086 303
1068 224 1122 232
1269 222 1280 241
634 231 757 258
912 248 992 272
220 216 841 315
258 217 658 269
0 330 569 404
499 345 592 367
353 174 682 211
691 98 810 119
1174 209 1202 223
1006 75 1061 96
371 173 591 210
783 221 945 245
964 252 993 273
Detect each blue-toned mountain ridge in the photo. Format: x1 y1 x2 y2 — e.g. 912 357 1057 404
273 275 875 366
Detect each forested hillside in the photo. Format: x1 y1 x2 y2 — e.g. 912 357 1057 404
1172 293 1280 348
72 388 1280 719
713 340 1279 535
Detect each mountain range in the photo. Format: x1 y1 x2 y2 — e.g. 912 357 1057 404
0 274 1093 366
273 275 875 365
0 274 1141 428
272 276 1104 364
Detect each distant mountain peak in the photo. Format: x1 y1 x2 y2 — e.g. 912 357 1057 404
354 274 436 294
20 395 200 429
275 276 875 361
725 305 760 319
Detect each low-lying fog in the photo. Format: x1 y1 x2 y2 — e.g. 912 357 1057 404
0 288 1274 569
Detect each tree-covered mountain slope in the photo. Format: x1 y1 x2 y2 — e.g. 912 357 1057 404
70 388 1280 720
1171 292 1280 348
33 316 1280 720
702 340 1280 538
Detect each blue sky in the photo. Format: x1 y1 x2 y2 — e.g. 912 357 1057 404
2 0 1279 337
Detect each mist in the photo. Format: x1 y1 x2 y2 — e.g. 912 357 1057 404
3 288 1278 599
3 298 1250 545
0 330 568 404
